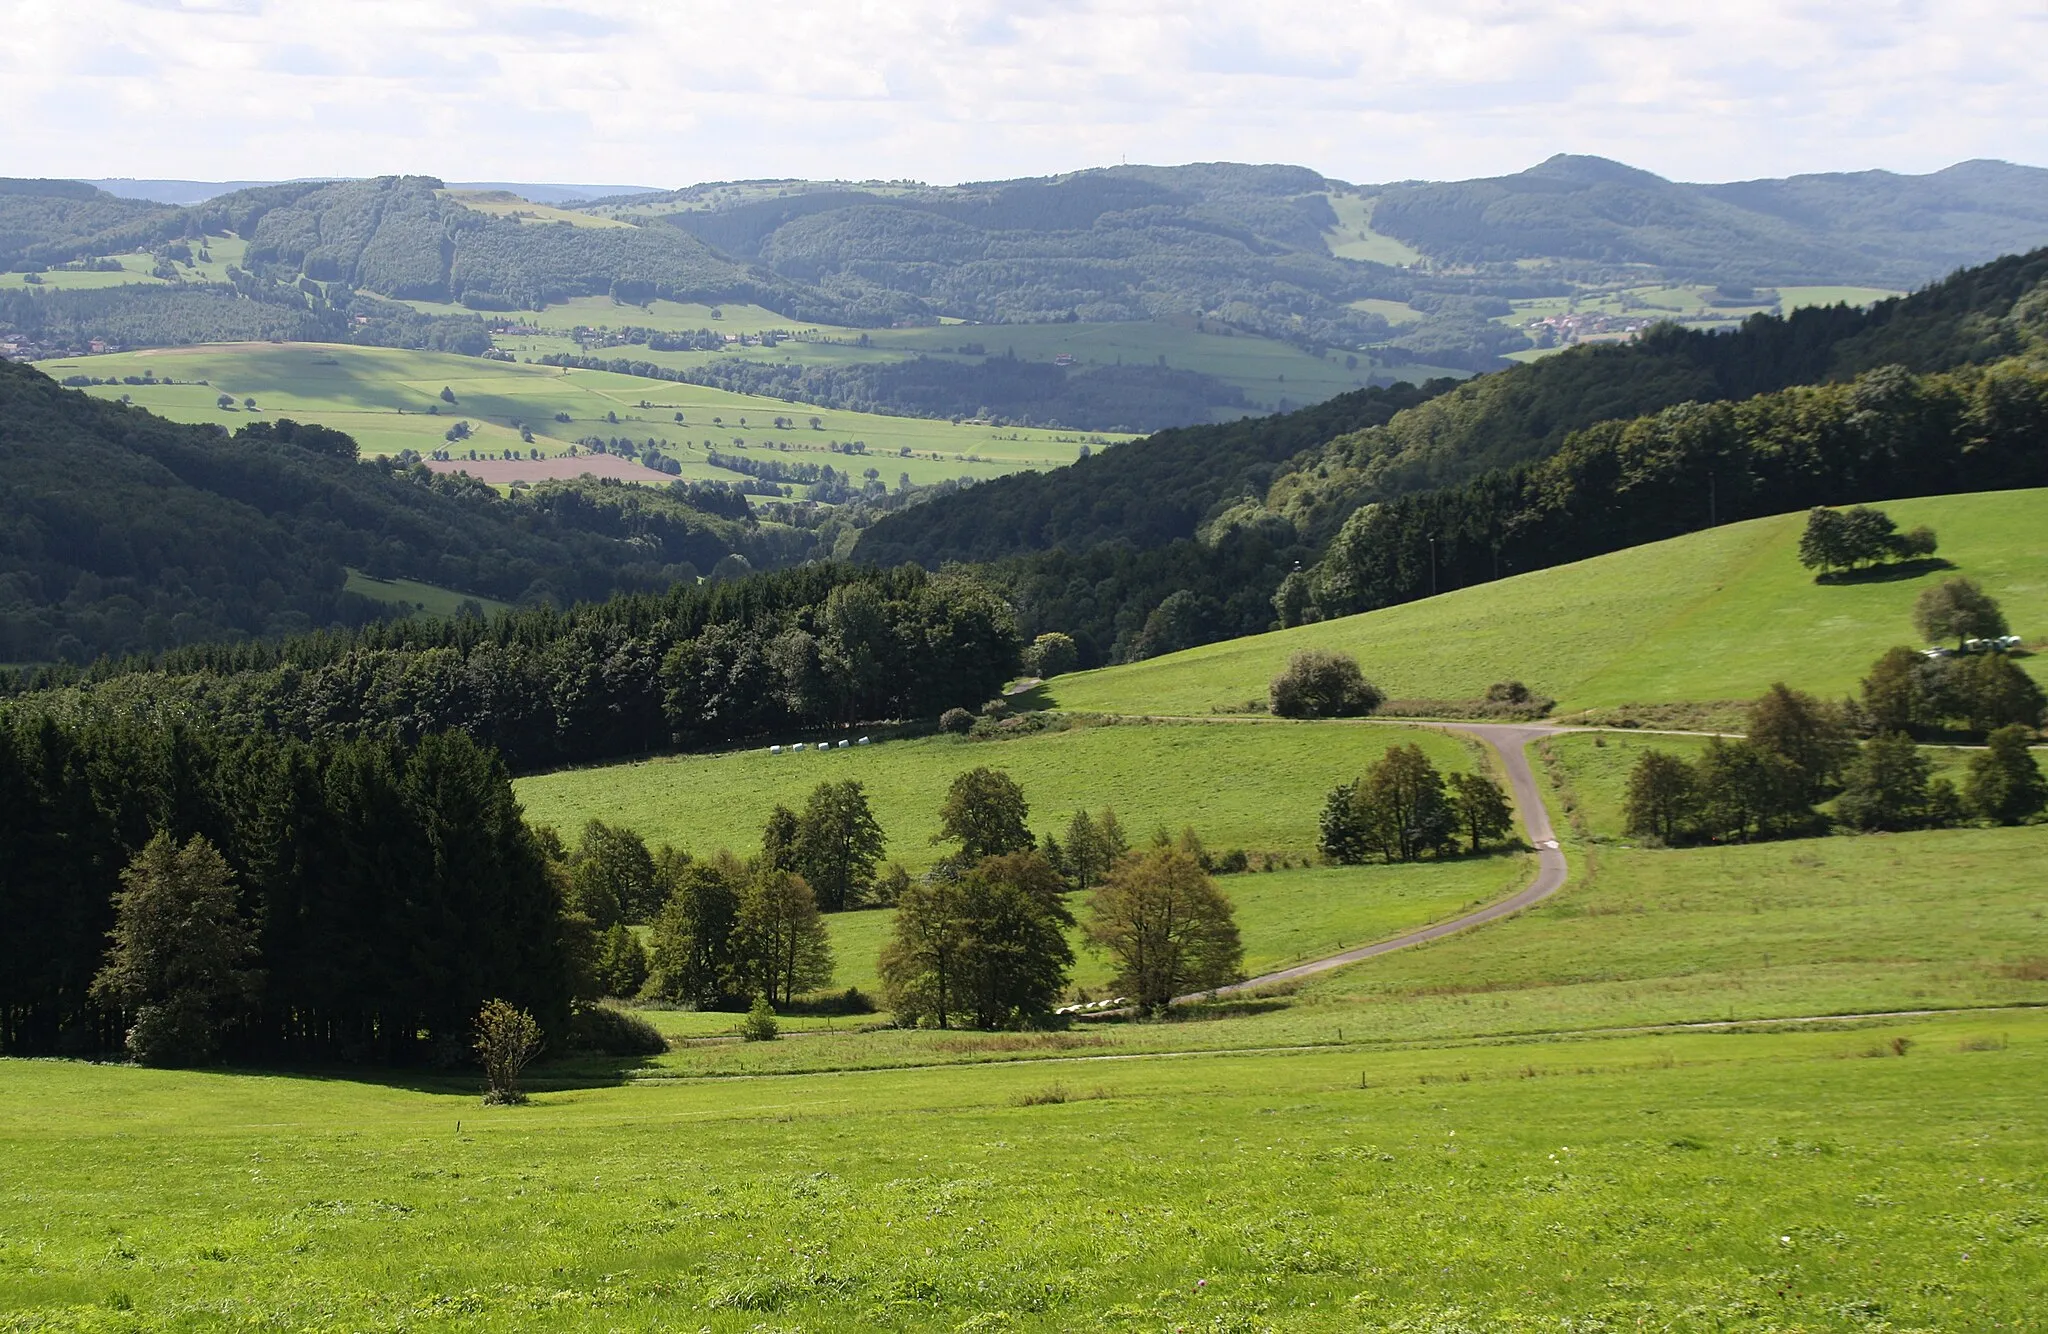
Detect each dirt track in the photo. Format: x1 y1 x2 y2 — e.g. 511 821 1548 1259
1177 722 1568 1003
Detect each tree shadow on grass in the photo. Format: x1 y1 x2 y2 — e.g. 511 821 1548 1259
205 1050 665 1098
1815 557 1954 585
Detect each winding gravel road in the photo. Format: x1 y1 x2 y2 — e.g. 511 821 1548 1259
1175 722 1569 1004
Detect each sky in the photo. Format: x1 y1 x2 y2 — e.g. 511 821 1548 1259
3 0 2044 188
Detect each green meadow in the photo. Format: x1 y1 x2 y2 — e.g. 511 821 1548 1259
1321 192 1427 266
1047 488 2048 719
515 718 1485 871
5 948 2043 1331
0 238 250 293
344 570 511 619
36 343 1116 486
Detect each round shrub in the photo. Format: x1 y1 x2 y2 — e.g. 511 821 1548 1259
565 1003 666 1057
1026 632 1078 678
939 707 975 734
1269 649 1383 719
1485 680 1532 704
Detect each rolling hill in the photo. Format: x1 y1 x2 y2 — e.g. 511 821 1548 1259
1042 488 2048 718
0 359 793 663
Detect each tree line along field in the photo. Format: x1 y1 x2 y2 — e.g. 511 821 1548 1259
32 343 1120 487
1046 487 2048 720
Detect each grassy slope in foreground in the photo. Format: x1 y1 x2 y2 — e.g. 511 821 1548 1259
35 344 1116 487
1047 488 2048 718
3 1011 2041 1329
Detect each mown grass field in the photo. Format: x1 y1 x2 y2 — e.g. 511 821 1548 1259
35 343 1116 486
1047 488 2048 719
5 1007 2042 1330
515 718 1485 872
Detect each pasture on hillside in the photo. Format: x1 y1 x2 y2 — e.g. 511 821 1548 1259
1047 488 2048 720
514 718 1487 872
36 344 1116 486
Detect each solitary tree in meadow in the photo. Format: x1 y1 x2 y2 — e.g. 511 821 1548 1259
1269 649 1381 719
1084 848 1242 1012
1914 578 2007 649
474 999 544 1105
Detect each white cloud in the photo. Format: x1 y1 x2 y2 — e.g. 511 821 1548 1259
0 0 2040 186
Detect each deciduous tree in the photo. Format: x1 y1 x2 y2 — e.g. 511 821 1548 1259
1835 733 1933 831
792 780 886 912
1085 848 1243 1012
936 767 1033 863
1964 724 2047 824
1748 683 1855 800
645 854 743 1009
1914 578 2007 649
1447 770 1514 853
732 868 833 1006
1622 750 1699 844
1269 649 1382 719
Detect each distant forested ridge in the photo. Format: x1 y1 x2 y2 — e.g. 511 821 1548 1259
10 562 1019 775
1369 155 2048 287
0 360 801 663
854 379 1450 568
863 246 2048 665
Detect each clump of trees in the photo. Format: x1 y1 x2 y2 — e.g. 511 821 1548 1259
883 768 1074 1028
879 768 1245 1025
1624 681 2044 843
1798 506 1937 578
1319 744 1514 863
1859 653 2041 742
1270 649 1383 719
1623 685 1845 844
